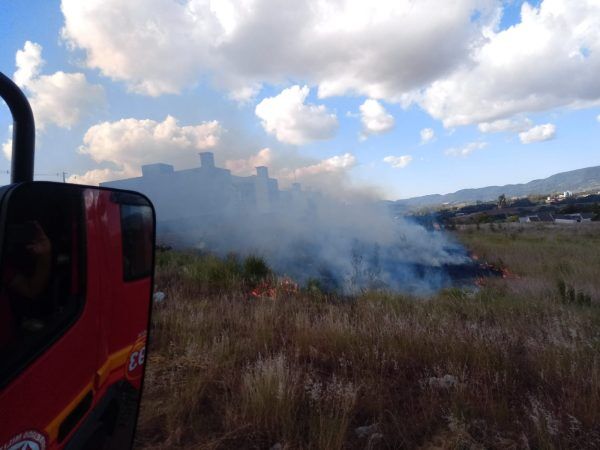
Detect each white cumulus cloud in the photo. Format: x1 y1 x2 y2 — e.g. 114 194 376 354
71 116 221 184
359 99 394 138
478 117 533 133
421 0 600 127
292 153 356 178
2 125 13 161
221 147 360 197
60 0 219 96
445 141 487 157
14 41 105 130
14 41 44 86
383 155 412 169
2 138 12 162
59 0 493 99
68 168 127 186
518 123 556 144
225 147 273 176
2 139 11 162
271 152 359 197
59 0 600 129
255 85 338 145
420 128 435 144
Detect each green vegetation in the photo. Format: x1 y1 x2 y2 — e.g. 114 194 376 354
496 193 507 209
136 225 600 449
154 251 272 294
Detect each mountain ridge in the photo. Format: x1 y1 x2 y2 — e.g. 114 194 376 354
395 165 600 207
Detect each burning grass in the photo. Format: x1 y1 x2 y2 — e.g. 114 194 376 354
135 225 600 449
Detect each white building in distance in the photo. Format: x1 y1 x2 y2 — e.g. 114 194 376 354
101 152 307 235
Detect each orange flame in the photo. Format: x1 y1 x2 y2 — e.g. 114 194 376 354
249 277 299 300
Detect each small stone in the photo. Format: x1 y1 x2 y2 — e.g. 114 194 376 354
441 374 458 388
355 423 379 438
427 374 458 389
153 291 167 304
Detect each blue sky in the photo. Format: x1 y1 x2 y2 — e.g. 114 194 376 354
1 0 599 199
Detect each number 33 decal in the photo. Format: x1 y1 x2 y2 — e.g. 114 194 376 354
128 347 146 372
126 332 147 381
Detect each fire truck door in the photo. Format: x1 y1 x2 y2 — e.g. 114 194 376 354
93 190 153 392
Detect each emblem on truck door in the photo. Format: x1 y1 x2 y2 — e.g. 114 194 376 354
1 430 47 450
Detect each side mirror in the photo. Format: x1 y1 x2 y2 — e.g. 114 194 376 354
0 181 155 449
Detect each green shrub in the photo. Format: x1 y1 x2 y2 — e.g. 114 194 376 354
242 255 271 287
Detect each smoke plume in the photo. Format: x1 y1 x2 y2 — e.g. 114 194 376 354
159 191 468 295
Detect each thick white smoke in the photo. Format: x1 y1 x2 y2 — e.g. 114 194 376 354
159 191 469 294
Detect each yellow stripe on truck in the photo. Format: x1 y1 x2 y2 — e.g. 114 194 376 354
44 344 132 443
94 346 131 390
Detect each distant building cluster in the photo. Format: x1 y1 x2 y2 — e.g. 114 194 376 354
101 152 309 230
545 191 574 203
519 212 594 224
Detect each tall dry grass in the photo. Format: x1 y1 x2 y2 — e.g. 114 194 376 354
135 225 600 449
456 222 600 304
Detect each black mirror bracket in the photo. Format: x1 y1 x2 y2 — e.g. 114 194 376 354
0 72 35 184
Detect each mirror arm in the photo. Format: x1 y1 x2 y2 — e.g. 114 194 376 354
0 72 35 184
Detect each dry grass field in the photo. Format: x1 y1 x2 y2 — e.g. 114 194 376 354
135 224 600 449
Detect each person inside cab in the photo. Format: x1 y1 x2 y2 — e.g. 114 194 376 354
0 220 52 348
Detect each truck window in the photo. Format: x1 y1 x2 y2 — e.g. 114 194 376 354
121 204 153 281
0 184 84 386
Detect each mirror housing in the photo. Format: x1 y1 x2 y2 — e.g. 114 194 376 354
0 181 155 449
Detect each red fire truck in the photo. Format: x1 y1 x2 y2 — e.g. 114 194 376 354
0 73 155 449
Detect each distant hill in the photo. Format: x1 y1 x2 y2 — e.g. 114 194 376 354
396 165 600 208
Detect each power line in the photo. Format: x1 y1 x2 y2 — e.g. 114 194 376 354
0 170 69 181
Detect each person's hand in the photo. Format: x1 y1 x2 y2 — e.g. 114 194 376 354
26 221 51 255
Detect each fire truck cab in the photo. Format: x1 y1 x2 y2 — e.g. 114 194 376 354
0 73 155 449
